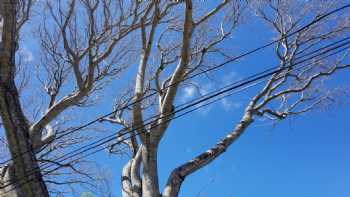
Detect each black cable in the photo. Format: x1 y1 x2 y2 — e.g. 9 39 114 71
36 35 350 170
2 29 350 190
39 80 268 182
2 37 349 192
34 33 350 162
39 39 350 173
2 3 349 166
8 54 350 194
3 2 350 191
296 35 350 56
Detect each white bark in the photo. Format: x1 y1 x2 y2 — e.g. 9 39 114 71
131 147 142 197
121 160 132 197
163 104 254 197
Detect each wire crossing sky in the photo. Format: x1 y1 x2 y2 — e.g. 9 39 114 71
1 3 350 167
2 31 350 192
1 1 350 196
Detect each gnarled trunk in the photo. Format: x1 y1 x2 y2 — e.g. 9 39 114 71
0 0 49 196
0 75 49 197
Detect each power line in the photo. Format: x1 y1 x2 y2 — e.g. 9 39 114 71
296 36 350 59
6 57 350 194
2 37 349 192
1 23 349 192
5 2 350 191
36 34 350 170
1 3 349 166
39 38 350 172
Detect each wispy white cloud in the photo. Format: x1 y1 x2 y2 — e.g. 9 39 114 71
179 70 243 115
184 86 195 98
220 98 242 111
199 83 214 95
217 71 243 111
180 86 196 102
180 84 214 115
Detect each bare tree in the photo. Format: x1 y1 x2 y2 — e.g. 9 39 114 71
0 0 156 196
0 0 349 197
100 1 350 197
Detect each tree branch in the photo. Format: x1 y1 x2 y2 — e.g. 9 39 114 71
163 104 254 197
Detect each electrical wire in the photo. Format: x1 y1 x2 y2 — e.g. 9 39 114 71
2 36 349 192
1 3 349 166
36 38 350 172
33 34 350 171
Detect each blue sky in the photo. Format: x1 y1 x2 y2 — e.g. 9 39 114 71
138 5 350 196
172 105 350 197
1 1 350 197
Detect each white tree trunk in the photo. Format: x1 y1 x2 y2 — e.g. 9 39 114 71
141 144 160 197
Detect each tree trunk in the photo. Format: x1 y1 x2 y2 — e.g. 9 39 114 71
0 0 49 196
141 143 160 197
121 160 132 197
0 80 49 197
121 147 142 197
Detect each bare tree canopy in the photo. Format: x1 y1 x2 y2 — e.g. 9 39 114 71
0 0 349 197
